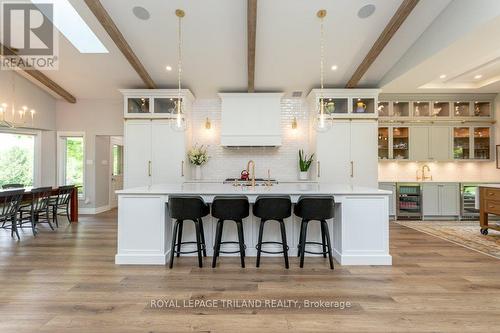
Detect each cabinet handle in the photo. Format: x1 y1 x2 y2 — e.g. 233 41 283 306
181 160 184 177
350 161 354 178
148 161 152 177
317 161 320 178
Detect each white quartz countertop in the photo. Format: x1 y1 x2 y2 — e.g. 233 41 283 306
117 182 391 196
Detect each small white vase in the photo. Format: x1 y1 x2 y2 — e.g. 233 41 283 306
299 171 309 181
194 165 202 180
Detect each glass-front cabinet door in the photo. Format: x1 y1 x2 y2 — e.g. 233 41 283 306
377 102 390 117
319 98 348 115
127 97 150 114
352 98 375 114
393 102 409 118
453 102 470 117
378 127 389 160
473 102 491 117
453 127 470 160
154 98 182 115
474 127 490 160
432 102 450 117
392 127 409 160
413 102 430 117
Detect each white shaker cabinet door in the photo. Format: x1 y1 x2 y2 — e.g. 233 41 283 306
440 183 460 216
124 120 152 189
151 120 186 184
430 127 451 161
422 183 439 216
410 127 430 161
350 121 378 188
316 121 351 184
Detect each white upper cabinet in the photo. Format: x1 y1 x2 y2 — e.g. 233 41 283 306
308 89 380 119
121 89 194 119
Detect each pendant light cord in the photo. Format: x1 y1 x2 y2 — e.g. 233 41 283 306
177 14 182 100
320 17 325 93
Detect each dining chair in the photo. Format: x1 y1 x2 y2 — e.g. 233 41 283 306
18 187 54 236
48 185 74 227
0 189 25 240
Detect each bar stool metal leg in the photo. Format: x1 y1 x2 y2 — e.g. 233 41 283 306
256 219 265 268
320 221 327 258
236 220 245 268
322 220 334 270
176 220 184 257
198 218 207 257
297 219 305 257
169 220 180 269
299 219 309 268
193 220 203 268
279 219 289 269
212 219 224 268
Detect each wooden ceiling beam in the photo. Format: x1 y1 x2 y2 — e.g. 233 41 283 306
247 0 257 92
0 43 76 103
84 0 156 89
345 0 420 88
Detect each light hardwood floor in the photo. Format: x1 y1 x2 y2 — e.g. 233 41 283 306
1 210 500 333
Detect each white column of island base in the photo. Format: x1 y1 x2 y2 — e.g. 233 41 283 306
115 183 392 266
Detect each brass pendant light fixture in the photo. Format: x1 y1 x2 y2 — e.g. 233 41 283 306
315 9 331 132
172 9 187 131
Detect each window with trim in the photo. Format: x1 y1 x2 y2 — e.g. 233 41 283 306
58 134 84 197
0 132 35 188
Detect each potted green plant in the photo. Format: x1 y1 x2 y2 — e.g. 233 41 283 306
188 144 209 180
298 149 314 180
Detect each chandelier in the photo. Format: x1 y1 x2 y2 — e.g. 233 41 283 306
172 9 187 131
315 9 331 132
0 72 36 128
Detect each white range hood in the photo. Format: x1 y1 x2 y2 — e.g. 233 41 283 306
219 93 283 147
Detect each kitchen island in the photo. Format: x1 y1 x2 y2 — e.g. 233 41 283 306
115 183 392 266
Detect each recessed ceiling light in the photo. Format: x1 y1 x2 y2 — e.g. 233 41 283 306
439 74 446 79
358 4 376 19
331 65 338 71
474 74 483 79
133 6 150 20
166 65 172 71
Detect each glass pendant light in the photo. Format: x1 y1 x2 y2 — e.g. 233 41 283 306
172 9 187 131
315 9 332 132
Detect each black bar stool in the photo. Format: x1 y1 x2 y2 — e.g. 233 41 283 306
294 195 335 269
211 196 249 268
253 195 291 269
168 196 209 268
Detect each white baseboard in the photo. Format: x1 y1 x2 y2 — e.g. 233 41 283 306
79 205 111 215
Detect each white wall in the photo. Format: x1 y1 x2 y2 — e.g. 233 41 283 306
95 135 110 208
56 99 122 210
190 98 310 181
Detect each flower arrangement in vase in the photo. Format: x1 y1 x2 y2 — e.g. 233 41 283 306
188 144 209 179
298 149 314 180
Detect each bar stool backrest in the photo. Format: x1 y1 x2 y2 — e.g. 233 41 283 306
0 189 25 218
28 187 53 213
2 184 24 189
253 195 292 220
168 196 209 220
56 185 74 206
212 196 249 220
294 195 335 220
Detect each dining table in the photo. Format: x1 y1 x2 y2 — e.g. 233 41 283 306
0 186 79 222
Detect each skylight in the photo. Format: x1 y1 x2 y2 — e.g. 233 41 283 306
31 0 108 53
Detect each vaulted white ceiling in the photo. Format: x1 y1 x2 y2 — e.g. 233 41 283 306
9 0 500 101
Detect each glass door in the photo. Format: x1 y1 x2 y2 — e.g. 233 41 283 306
432 102 450 117
392 127 409 160
474 127 490 160
377 102 390 117
453 127 470 160
453 102 470 117
413 102 430 117
319 98 348 115
473 102 491 117
378 127 389 160
393 102 409 118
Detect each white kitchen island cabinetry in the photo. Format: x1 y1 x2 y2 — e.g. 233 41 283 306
115 183 392 266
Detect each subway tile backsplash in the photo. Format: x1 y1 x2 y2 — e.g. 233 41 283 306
190 98 310 181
